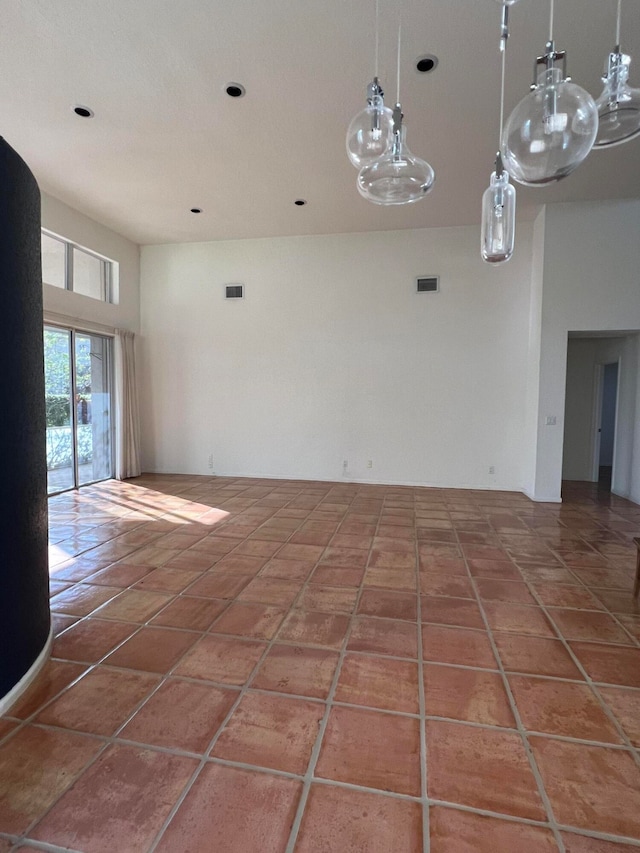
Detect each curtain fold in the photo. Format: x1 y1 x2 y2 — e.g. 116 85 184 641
114 329 141 480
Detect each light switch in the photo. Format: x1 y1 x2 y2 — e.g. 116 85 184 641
545 416 557 426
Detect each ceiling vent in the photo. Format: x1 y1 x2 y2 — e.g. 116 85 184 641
225 284 244 299
416 276 439 293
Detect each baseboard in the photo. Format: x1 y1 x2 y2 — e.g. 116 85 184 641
612 488 640 507
0 627 52 716
143 468 524 493
521 487 563 504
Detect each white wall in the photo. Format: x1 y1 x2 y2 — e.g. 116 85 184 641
139 224 534 490
601 362 619 467
522 208 545 498
531 200 640 502
562 338 598 481
41 193 140 333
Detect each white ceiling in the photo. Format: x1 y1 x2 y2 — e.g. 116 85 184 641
2 0 640 245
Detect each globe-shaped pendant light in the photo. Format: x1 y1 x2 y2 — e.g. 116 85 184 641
357 106 435 205
502 44 598 186
594 50 640 148
346 78 394 168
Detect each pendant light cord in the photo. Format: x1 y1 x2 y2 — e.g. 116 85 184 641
616 0 622 47
497 2 509 148
498 41 506 146
374 0 380 79
396 22 402 104
549 0 555 42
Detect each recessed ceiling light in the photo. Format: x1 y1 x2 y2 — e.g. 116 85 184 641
416 55 438 74
73 105 94 118
190 207 203 214
294 199 307 206
225 83 246 98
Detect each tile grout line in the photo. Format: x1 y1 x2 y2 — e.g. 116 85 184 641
19 477 640 850
518 580 640 771
8 777 640 851
545 545 640 650
21 678 640 754
283 492 382 853
147 486 366 853
415 500 431 853
482 518 640 764
16 585 223 847
454 525 568 853
492 523 640 763
17 487 314 848
10 839 84 853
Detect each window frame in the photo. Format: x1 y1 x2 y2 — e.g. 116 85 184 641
41 228 114 304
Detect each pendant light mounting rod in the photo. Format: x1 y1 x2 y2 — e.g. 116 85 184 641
392 104 403 133
497 3 509 144
500 4 509 51
531 42 569 89
498 35 507 142
366 77 384 102
396 23 402 104
374 0 380 78
615 0 622 50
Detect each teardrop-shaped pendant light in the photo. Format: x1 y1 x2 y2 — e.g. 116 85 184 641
358 105 435 204
594 1 640 148
357 22 435 206
595 52 640 148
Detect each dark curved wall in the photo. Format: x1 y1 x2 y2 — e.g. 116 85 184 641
0 138 50 699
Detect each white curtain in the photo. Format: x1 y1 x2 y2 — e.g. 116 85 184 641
114 329 141 479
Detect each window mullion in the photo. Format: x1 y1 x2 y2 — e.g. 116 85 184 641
65 242 74 292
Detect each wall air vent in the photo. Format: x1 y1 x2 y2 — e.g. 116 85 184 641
417 276 439 293
225 284 244 299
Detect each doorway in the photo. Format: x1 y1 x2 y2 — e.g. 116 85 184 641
593 361 619 489
562 332 639 499
44 324 114 494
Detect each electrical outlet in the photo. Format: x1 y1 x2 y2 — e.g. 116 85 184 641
489 466 495 474
208 453 214 470
367 460 373 468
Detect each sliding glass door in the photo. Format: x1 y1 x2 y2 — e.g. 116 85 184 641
44 327 75 493
44 325 113 494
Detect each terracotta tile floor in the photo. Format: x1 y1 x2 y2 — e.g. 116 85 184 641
2 475 640 851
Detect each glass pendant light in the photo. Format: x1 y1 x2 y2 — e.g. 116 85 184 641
357 24 435 205
346 79 394 168
346 0 393 169
502 0 598 186
358 105 435 204
482 2 517 264
482 156 516 264
594 0 640 149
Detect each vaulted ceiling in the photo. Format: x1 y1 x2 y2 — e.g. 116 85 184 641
2 0 640 244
